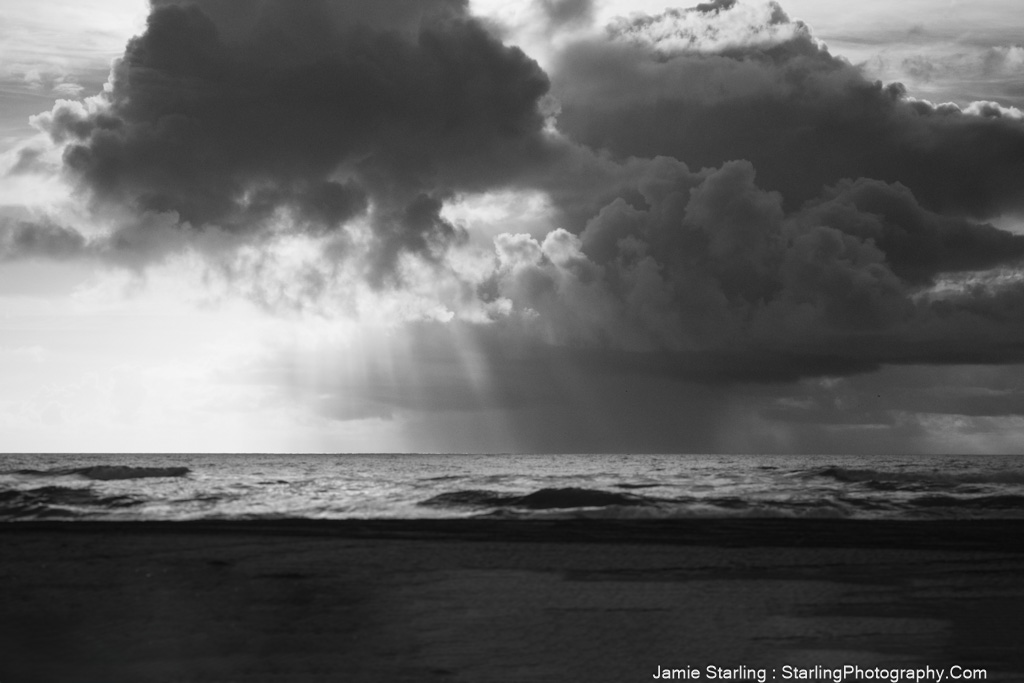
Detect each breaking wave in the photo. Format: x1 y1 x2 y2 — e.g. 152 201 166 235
809 466 1024 489
0 486 141 520
419 485 1024 520
907 494 1024 510
1 454 1022 522
9 465 190 481
420 487 646 510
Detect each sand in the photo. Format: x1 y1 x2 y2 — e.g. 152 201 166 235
1 519 1023 683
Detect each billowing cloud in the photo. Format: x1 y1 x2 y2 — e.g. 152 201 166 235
551 1 1024 218
794 179 1024 284
608 0 799 54
13 0 1024 394
485 156 1024 380
32 0 552 278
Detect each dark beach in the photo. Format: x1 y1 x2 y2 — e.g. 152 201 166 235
2 519 1024 683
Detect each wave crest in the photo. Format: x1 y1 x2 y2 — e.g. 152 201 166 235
419 490 520 508
12 465 190 481
909 494 1024 510
421 487 646 511
811 466 1024 488
0 486 140 519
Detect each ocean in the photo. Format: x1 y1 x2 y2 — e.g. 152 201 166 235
3 453 1024 522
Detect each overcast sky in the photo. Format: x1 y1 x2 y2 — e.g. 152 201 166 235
3 0 1024 454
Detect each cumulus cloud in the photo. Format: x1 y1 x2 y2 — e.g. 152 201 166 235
795 179 1024 284
485 156 1024 380
608 0 800 54
33 0 552 279
962 100 1024 120
15 0 1024 389
551 1 1024 218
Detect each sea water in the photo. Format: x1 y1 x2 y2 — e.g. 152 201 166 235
1 452 1023 521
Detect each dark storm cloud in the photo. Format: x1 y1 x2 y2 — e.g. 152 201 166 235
19 0 1024 389
795 179 1024 285
491 155 1024 381
34 0 551 274
551 3 1024 218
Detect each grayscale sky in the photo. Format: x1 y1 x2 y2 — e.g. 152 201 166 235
3 0 1024 453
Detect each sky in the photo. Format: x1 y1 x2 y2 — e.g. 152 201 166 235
2 0 1024 454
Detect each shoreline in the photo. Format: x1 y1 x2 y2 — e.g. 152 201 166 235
3 517 1024 552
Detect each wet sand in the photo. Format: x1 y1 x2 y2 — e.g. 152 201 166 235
2 519 1024 683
